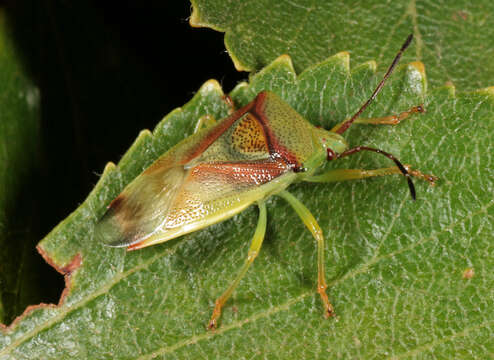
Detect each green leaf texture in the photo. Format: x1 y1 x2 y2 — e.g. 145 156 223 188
0 11 40 324
1 49 492 358
191 0 494 91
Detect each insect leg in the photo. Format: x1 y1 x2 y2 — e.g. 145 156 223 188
277 190 335 318
305 166 437 186
194 114 217 133
330 105 425 132
208 201 267 330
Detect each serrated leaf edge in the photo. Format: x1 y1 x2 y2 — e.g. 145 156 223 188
3 51 493 357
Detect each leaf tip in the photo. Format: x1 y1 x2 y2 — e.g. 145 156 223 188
199 79 225 97
444 81 455 89
188 0 224 31
103 161 116 173
334 51 350 73
408 61 426 77
272 54 295 71
439 81 456 97
189 1 202 28
138 129 153 138
354 60 377 74
404 61 427 96
228 49 252 72
253 53 296 82
230 81 250 101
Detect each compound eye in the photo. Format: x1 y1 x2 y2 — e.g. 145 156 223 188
327 148 336 161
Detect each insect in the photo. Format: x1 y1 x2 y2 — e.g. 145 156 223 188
95 34 436 329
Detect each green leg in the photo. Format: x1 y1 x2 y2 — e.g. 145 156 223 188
330 105 424 132
305 166 437 185
208 201 268 330
277 190 335 318
194 114 217 133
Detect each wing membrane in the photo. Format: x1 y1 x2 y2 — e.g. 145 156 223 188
95 164 186 247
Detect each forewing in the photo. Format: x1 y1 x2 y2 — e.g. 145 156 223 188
95 164 186 247
127 159 292 250
124 109 295 249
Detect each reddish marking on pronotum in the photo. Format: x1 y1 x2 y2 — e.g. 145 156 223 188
252 92 301 169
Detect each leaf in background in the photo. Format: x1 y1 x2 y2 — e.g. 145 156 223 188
191 0 494 91
0 11 42 325
1 40 493 358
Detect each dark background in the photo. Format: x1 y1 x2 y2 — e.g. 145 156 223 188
3 0 245 322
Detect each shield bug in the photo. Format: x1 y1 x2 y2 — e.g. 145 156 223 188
95 34 436 329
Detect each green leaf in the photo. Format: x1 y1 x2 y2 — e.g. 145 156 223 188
1 41 493 358
0 11 41 325
191 0 494 90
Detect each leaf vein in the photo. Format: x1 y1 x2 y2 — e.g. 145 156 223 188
0 242 182 356
135 199 494 357
387 318 494 359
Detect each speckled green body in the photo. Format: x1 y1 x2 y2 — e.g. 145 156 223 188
95 91 348 250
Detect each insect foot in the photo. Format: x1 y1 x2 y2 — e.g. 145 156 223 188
378 104 426 125
404 165 438 186
318 284 335 318
207 319 217 331
207 300 223 331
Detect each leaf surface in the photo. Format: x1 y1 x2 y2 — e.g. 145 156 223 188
1 44 493 358
191 0 494 91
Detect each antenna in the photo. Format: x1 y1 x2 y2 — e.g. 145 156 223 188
335 34 413 135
